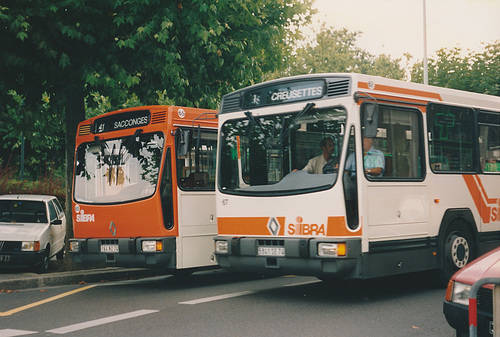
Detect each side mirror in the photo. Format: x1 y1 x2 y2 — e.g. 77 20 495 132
176 129 191 157
51 219 62 225
363 103 379 138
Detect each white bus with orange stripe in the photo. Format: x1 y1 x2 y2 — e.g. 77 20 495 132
69 105 218 273
214 73 500 282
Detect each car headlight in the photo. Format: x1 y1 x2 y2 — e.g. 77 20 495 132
214 240 228 254
21 241 40 252
451 281 471 306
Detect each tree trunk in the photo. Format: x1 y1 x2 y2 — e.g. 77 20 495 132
61 85 86 271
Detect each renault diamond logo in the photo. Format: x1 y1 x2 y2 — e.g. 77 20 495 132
109 221 117 237
267 217 280 236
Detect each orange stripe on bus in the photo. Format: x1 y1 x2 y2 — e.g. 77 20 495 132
218 216 361 237
462 175 494 224
358 82 442 101
327 217 362 236
217 217 285 236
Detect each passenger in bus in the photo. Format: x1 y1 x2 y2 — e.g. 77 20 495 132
301 137 338 174
484 158 500 172
345 136 385 176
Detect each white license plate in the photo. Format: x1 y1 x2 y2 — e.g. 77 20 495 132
0 254 10 262
257 247 285 256
100 245 119 253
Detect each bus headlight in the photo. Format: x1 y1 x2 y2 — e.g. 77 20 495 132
215 240 228 254
142 240 163 252
318 243 346 257
21 241 40 252
69 240 79 252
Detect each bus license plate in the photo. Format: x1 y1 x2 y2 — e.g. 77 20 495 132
100 245 119 253
0 254 11 262
257 247 285 257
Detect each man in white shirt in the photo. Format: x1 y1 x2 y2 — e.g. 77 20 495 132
302 137 338 174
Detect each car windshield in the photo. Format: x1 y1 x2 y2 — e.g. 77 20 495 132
0 200 47 224
74 131 165 204
219 106 347 195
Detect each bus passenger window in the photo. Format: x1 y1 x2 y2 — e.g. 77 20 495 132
478 110 500 173
428 104 476 173
361 103 423 179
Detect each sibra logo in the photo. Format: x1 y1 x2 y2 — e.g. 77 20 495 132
287 216 326 236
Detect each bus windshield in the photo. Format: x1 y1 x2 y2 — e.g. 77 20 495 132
74 131 165 204
219 106 346 195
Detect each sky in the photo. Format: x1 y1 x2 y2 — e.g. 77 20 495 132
311 0 500 61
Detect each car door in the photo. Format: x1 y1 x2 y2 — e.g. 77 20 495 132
48 200 65 255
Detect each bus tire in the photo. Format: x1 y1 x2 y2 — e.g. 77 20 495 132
439 220 476 285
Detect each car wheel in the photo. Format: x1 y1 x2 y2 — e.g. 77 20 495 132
455 329 469 337
440 221 476 285
35 250 50 274
56 248 64 261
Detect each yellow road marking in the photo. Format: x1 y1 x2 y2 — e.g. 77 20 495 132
0 285 97 316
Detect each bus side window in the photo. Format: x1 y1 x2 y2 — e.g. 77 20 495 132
428 103 477 173
176 129 217 190
362 104 423 179
478 111 500 173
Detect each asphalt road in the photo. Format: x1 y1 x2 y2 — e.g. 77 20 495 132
0 270 456 337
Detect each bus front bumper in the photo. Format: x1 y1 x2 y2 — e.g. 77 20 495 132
69 237 176 269
214 236 362 278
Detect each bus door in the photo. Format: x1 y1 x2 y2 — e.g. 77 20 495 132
174 127 218 269
357 103 430 275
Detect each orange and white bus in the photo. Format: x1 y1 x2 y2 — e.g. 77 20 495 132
69 105 218 273
214 73 500 282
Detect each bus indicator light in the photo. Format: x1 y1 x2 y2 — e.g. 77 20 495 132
142 240 162 252
215 240 228 254
318 243 346 257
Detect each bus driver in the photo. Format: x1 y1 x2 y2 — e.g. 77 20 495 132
302 137 338 174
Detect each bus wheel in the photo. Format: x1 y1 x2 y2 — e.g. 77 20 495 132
440 222 475 285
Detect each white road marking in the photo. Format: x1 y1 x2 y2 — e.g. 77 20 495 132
0 329 37 337
282 280 322 287
45 309 159 334
179 291 254 305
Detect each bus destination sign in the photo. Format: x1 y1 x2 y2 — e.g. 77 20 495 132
242 80 325 109
94 110 151 133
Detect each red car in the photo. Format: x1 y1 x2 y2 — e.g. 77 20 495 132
443 246 500 337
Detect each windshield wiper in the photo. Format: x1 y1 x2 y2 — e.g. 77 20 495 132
276 102 315 146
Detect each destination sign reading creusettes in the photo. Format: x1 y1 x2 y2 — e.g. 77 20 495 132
242 80 325 108
94 110 151 133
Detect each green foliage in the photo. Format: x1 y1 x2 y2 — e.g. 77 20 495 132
0 0 315 195
281 24 405 80
0 90 65 181
411 41 500 96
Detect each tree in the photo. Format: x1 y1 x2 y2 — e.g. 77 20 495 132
0 0 315 267
410 41 500 96
279 24 405 80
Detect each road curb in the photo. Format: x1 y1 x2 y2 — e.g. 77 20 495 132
0 268 163 291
